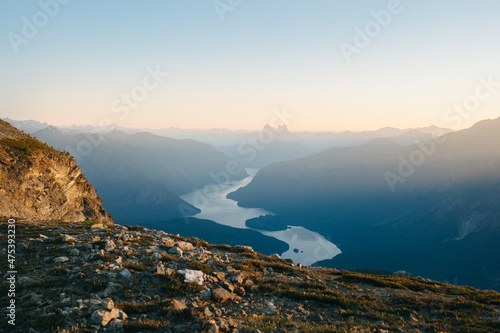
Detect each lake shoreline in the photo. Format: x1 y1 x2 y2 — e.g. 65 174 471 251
181 168 342 265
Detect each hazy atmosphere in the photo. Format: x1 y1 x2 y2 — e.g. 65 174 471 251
2 0 500 131
1 1 500 331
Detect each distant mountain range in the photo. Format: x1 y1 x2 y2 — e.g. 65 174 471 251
32 126 248 222
5 119 498 332
229 117 500 291
4 117 452 168
146 124 453 167
2 117 50 134
12 116 494 289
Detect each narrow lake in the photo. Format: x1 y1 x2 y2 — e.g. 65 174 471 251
181 169 341 265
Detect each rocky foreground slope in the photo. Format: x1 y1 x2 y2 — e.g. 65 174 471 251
0 119 112 223
1 220 499 332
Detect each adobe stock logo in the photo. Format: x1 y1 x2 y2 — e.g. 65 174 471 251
339 0 412 64
213 0 244 21
66 64 168 162
7 0 72 54
111 65 169 121
384 75 499 192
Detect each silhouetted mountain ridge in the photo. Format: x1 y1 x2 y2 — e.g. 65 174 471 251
33 127 248 222
229 117 500 290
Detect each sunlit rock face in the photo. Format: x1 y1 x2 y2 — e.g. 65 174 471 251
0 119 112 223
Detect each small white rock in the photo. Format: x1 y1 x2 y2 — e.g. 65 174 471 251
178 269 204 285
120 269 132 279
168 247 183 257
104 239 116 251
53 256 69 263
175 241 194 251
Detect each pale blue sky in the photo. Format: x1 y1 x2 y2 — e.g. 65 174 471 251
1 0 499 131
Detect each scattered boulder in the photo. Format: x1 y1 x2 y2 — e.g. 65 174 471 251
393 270 413 278
91 308 125 326
178 269 204 285
175 241 194 251
162 237 175 247
235 286 246 297
155 264 167 275
120 269 132 279
169 246 183 256
221 280 235 292
171 299 187 311
109 320 123 329
102 298 114 310
103 239 116 251
212 287 234 303
151 252 162 259
231 274 245 284
53 256 69 263
104 282 122 296
265 301 278 314
90 297 127 326
207 320 219 333
61 234 77 242
235 245 254 253
201 306 214 318
155 264 175 276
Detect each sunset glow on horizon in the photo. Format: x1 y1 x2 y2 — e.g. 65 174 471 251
2 0 500 132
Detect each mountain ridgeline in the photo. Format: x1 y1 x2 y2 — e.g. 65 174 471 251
33 127 248 223
0 119 112 223
1 119 500 332
5 117 499 291
229 117 500 291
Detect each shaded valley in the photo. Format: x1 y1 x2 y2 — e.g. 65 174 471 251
229 118 500 290
32 126 248 222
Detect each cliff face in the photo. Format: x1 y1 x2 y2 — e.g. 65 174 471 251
0 119 112 223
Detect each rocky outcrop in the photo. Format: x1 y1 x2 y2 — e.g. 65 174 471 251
2 220 499 332
0 119 112 223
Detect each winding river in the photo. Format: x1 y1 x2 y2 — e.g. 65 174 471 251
181 169 341 265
